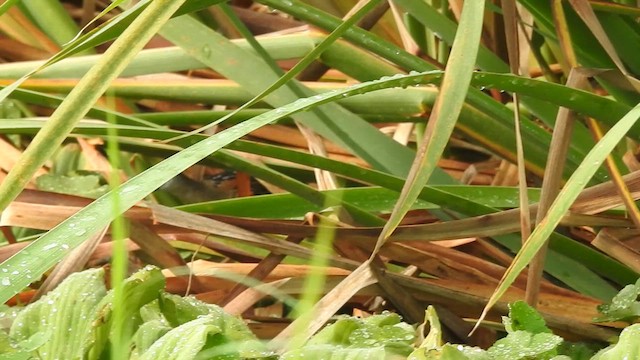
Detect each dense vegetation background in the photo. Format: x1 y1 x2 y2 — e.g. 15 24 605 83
1 0 640 358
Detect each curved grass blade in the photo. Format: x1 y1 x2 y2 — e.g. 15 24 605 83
373 0 486 253
475 102 640 332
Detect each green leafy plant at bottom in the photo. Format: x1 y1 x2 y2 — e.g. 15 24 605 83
1 268 639 359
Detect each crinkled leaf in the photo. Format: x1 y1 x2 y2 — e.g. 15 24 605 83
409 306 444 359
9 268 106 359
132 319 172 356
442 344 480 360
35 173 109 199
0 305 22 332
487 331 562 360
0 329 32 359
556 342 599 360
411 344 488 360
591 323 640 360
595 278 640 322
158 293 269 358
281 344 388 360
87 265 164 359
456 346 491 360
138 316 224 360
293 312 415 358
504 301 552 334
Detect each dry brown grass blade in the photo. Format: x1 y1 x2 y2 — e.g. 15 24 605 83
149 204 360 270
387 273 615 341
76 137 128 182
0 138 47 188
163 260 351 281
592 228 640 273
129 221 188 270
358 240 583 299
31 226 108 302
526 69 588 306
502 1 534 306
220 234 305 305
270 260 378 353
387 0 419 146
208 207 631 243
1 8 59 53
0 37 50 61
369 255 425 323
224 278 291 315
128 220 209 293
296 123 339 190
572 169 640 213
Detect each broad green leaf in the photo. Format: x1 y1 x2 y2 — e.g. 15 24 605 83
158 293 266 354
487 331 562 360
595 278 640 322
504 301 552 334
283 312 415 359
137 316 226 360
154 294 269 359
591 323 640 360
132 319 172 356
87 266 165 359
9 268 107 359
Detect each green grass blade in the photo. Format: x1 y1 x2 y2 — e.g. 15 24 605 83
477 102 640 329
375 0 486 249
159 14 439 179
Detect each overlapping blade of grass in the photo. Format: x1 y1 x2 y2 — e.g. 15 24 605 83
0 69 518 304
159 12 438 180
5 68 626 189
391 0 507 72
1 69 624 297
519 0 640 105
5 114 636 288
477 102 640 330
0 0 230 104
18 0 82 50
0 35 315 79
372 0 484 251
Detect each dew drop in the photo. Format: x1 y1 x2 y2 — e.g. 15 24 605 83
43 243 58 251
